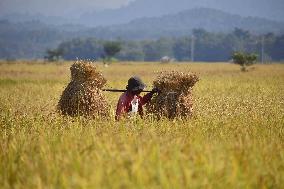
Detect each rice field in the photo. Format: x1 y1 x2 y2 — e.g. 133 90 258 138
0 61 283 189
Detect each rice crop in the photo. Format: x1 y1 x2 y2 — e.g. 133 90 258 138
0 61 283 189
147 71 199 119
57 60 109 118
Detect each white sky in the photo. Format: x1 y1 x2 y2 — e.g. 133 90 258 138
0 0 135 16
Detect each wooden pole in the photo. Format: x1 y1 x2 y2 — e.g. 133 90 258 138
102 89 152 93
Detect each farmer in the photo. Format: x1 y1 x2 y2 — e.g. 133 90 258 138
115 76 159 120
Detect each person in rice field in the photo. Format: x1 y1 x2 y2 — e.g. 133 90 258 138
115 76 159 120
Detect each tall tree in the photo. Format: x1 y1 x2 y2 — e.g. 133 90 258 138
103 41 121 58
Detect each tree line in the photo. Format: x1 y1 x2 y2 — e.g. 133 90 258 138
49 28 284 62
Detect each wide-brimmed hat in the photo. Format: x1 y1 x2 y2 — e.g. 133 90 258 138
126 76 146 91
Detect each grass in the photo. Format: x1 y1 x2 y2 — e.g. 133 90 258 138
0 61 284 188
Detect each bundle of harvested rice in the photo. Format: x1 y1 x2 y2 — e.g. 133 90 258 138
147 71 199 119
58 60 109 118
70 60 106 87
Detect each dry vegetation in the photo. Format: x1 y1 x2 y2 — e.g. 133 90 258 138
147 71 199 119
58 60 109 118
0 61 284 189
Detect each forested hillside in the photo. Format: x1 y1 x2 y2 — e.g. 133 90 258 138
0 20 87 59
1 8 283 60
96 8 284 39
56 29 284 62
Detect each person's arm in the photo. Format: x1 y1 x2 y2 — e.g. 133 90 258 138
140 88 160 105
140 92 153 106
138 90 156 117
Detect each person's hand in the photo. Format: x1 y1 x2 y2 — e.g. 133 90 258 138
151 87 160 94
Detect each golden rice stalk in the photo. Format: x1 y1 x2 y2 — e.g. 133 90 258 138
153 71 199 94
147 71 198 119
58 60 109 118
70 59 106 88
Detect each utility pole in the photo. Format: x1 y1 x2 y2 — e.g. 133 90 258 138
191 35 195 62
261 36 265 64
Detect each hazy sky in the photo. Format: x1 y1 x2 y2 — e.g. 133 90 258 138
0 0 134 16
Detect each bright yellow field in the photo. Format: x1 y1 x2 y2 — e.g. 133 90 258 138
0 61 283 189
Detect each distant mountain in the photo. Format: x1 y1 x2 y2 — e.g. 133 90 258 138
1 8 284 59
2 0 283 27
85 8 284 39
78 0 284 26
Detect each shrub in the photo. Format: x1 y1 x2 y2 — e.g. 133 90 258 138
232 52 258 71
103 42 121 65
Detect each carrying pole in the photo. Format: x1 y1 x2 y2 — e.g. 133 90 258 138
102 89 152 93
